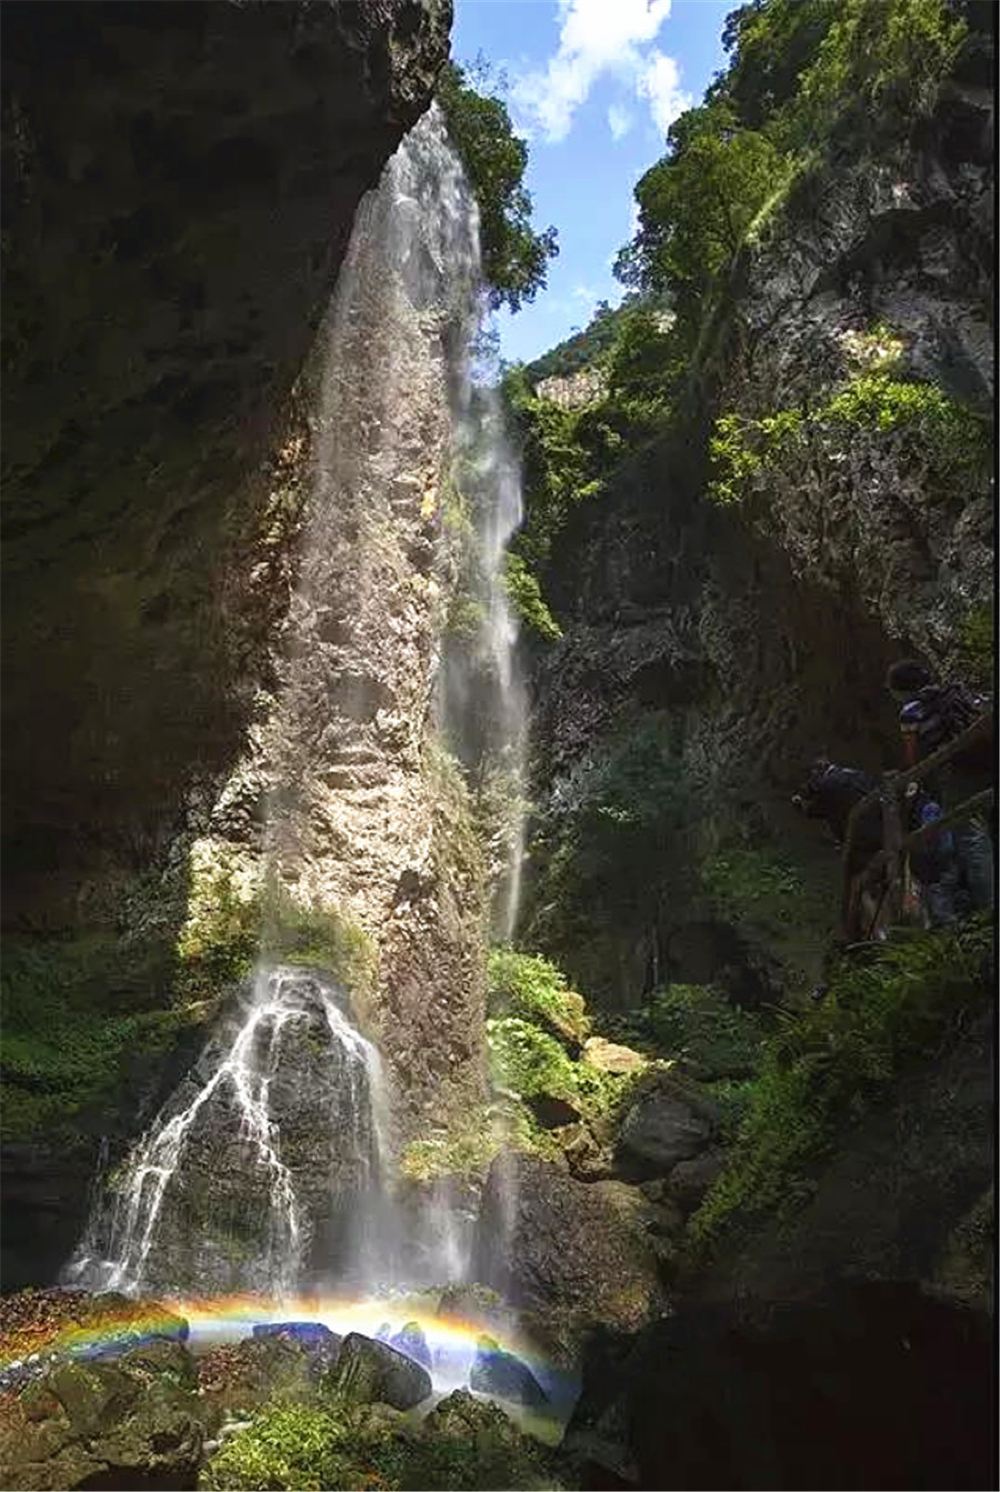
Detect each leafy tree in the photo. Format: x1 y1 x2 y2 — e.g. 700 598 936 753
615 101 789 316
437 61 558 313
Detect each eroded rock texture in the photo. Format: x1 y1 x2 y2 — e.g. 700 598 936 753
2 0 451 925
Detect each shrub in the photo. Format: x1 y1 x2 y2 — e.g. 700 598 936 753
701 847 804 919
200 1392 557 1490
487 948 589 1044
487 1016 579 1102
502 553 562 641
709 373 988 508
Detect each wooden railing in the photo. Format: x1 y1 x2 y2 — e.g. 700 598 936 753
840 713 995 942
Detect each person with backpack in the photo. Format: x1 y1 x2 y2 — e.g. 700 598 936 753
792 756 960 930
886 659 994 913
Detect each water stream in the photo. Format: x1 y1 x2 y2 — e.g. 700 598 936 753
65 106 526 1308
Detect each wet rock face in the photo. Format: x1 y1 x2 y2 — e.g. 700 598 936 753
1 0 452 924
475 1152 665 1340
90 970 388 1297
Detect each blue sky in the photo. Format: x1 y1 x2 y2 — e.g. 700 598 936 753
452 0 732 364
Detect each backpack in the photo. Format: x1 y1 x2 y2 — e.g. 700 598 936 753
901 683 989 759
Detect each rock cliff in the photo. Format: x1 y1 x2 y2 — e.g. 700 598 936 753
524 28 993 1011
1 0 455 1287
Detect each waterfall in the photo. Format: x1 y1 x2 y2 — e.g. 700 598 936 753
65 105 524 1301
66 967 389 1297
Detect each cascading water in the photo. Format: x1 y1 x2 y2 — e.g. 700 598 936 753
67 967 389 1297
66 105 526 1305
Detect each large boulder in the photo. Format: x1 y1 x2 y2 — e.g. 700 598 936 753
387 1321 432 1371
616 1073 719 1179
475 1152 665 1341
331 1332 432 1411
469 1336 548 1409
197 1334 324 1427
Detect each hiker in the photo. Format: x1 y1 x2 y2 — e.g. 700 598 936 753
885 659 994 913
792 757 958 930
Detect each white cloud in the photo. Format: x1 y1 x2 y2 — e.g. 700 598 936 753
637 49 691 137
513 0 673 143
607 103 633 141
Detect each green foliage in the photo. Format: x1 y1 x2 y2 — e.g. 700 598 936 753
199 1403 373 1491
708 407 804 506
702 847 804 918
487 947 589 1043
788 0 966 147
437 62 557 313
399 1105 503 1183
261 885 376 995
622 983 766 1080
527 715 702 1002
708 373 988 507
614 0 964 349
603 303 680 415
503 552 562 641
502 366 602 574
615 101 791 316
690 916 993 1249
487 1016 579 1102
200 1391 557 1490
178 849 375 1002
525 299 634 383
0 935 202 1142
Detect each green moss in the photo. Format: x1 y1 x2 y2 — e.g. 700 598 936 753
399 1104 505 1183
1 934 205 1143
176 843 375 1002
487 948 590 1044
689 916 993 1252
175 839 260 1001
261 887 376 996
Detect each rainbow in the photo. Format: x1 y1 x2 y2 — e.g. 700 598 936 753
0 1291 579 1432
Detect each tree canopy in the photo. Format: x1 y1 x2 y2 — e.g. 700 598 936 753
437 61 558 314
615 0 966 317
